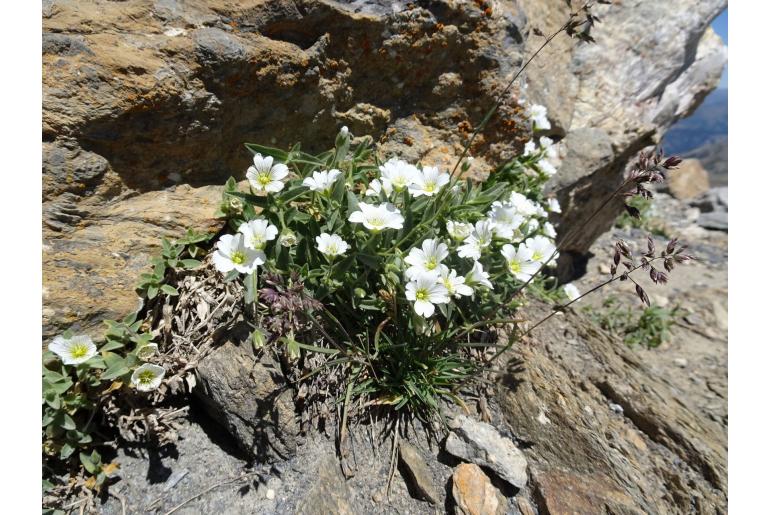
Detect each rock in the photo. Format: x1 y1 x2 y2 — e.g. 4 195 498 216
674 358 689 368
42 185 224 342
295 454 354 515
194 337 298 461
499 305 727 513
445 415 528 488
515 497 537 515
715 186 728 208
452 463 507 515
532 469 640 515
665 159 711 199
697 210 728 231
691 186 728 213
397 442 440 504
42 0 726 336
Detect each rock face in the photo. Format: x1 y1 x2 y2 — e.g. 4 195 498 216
194 337 298 461
42 0 726 339
665 158 710 199
499 305 727 513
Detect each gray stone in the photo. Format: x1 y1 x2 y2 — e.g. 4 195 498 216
445 415 528 489
698 210 728 231
295 454 354 515
398 442 440 504
194 338 298 461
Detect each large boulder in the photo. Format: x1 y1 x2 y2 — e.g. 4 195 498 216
42 0 726 338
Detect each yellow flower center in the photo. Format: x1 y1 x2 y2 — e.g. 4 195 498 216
369 217 384 228
258 173 271 186
327 243 338 254
509 260 521 273
70 344 88 359
231 251 246 265
532 251 543 261
138 370 156 384
251 236 266 249
426 257 438 270
415 289 429 301
424 182 436 192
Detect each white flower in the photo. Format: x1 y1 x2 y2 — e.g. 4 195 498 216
316 233 349 258
379 158 419 192
527 103 551 131
365 178 393 197
523 218 540 235
457 220 495 260
48 335 97 365
239 218 278 251
508 192 539 217
465 261 493 290
563 283 581 302
408 166 450 197
446 220 473 241
136 343 159 361
405 272 449 317
537 159 557 177
501 244 540 281
547 198 561 213
212 233 263 274
539 136 559 161
246 154 289 193
487 201 525 240
131 364 166 392
405 239 449 279
439 268 474 298
524 235 558 264
348 202 404 231
340 126 349 137
543 221 557 239
523 140 537 156
302 169 342 193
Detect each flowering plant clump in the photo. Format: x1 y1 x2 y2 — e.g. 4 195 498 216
43 315 169 495
210 114 565 419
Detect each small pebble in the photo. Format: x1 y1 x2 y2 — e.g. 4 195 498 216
673 358 688 368
609 403 624 415
265 489 275 500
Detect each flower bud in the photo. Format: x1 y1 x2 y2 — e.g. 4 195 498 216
279 230 298 247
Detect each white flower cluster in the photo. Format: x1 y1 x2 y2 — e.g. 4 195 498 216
48 334 167 392
217 125 566 319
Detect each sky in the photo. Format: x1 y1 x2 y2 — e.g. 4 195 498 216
712 9 728 89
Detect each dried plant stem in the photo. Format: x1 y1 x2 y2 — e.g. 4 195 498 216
480 256 667 372
512 177 632 296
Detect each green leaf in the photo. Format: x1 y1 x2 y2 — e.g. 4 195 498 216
147 285 159 299
80 452 98 474
100 361 130 381
160 284 179 296
279 185 310 203
227 190 268 208
100 340 125 352
180 259 202 269
244 143 289 162
297 342 339 355
61 413 76 431
60 442 75 460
